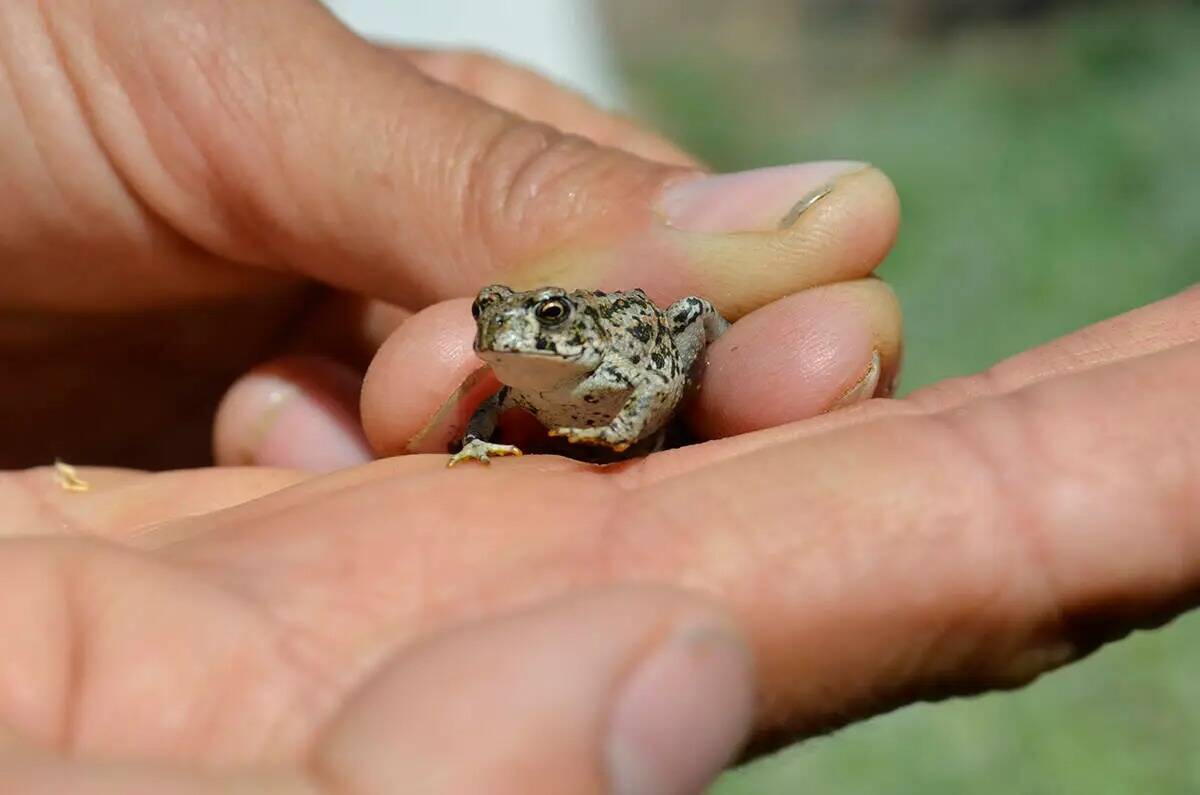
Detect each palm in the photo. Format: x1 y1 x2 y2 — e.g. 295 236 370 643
8 286 1198 764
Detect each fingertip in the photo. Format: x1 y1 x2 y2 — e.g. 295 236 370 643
686 166 902 319
690 279 903 439
509 165 902 322
214 356 372 472
362 299 491 456
318 587 754 795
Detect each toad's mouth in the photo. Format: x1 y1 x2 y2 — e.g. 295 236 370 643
475 345 561 357
477 348 598 386
474 341 596 362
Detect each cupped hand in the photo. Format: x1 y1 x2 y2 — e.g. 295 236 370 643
1 0 899 470
4 287 1198 790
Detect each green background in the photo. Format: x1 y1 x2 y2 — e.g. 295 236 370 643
607 1 1200 791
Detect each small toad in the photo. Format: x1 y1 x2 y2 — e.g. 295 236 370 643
448 285 729 466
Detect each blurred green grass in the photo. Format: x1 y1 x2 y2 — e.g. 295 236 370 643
613 2 1200 791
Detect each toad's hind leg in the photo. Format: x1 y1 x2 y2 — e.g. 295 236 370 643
666 297 730 370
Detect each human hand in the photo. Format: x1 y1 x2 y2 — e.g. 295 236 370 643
0 582 756 794
1 0 899 469
5 287 1198 787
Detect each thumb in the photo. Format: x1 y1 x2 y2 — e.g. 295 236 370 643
69 0 897 315
316 587 756 795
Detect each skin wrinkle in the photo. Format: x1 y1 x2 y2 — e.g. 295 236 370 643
147 511 378 736
398 72 475 280
12 2 277 316
922 401 1074 688
941 346 1200 670
476 123 654 275
517 134 618 231
455 103 528 281
449 472 625 614
33 3 162 248
0 10 64 219
603 471 793 716
496 121 561 231
1056 407 1200 645
173 545 376 699
57 545 87 756
75 542 331 764
22 3 113 220
400 47 696 168
123 11 253 260
162 8 288 258
619 389 1070 730
168 468 617 718
0 545 76 751
0 540 98 754
116 2 355 276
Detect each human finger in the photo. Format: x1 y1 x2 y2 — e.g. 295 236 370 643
687 278 901 439
631 283 1200 480
398 47 698 167
905 283 1200 411
213 356 373 471
37 0 896 313
317 586 754 795
621 341 1200 740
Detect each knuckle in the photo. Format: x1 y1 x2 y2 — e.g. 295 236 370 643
454 114 678 265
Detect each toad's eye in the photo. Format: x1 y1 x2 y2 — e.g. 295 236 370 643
534 297 571 325
470 299 482 320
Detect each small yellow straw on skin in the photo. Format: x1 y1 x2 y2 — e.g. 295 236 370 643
53 460 91 493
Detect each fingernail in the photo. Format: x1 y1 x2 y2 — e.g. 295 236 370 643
607 623 755 795
228 371 372 472
831 349 882 410
656 161 868 233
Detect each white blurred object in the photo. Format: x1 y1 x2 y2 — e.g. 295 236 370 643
322 0 626 108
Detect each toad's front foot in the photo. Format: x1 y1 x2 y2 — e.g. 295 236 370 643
447 437 524 467
548 426 633 452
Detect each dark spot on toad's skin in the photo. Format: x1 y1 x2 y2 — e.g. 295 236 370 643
630 355 641 365
630 323 652 343
603 366 634 388
583 394 599 404
651 352 665 369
